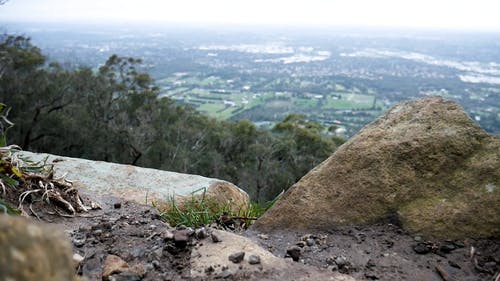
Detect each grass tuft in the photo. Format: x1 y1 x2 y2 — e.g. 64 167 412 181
159 189 279 228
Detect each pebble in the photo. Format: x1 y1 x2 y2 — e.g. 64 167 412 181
413 243 430 254
211 232 222 243
286 246 302 262
440 243 456 253
102 255 129 280
72 235 86 247
228 251 245 263
113 202 122 209
173 230 190 248
448 260 461 269
414 235 422 242
221 269 233 279
335 256 347 267
257 234 269 240
73 253 85 267
248 254 261 265
306 238 315 247
196 227 209 239
161 230 174 240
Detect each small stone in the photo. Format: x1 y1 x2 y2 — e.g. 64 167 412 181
211 232 222 243
73 253 85 268
453 240 465 248
152 247 163 259
228 251 245 263
440 243 456 253
448 260 461 269
196 227 209 239
114 202 122 209
248 255 261 265
306 238 315 247
72 235 86 247
151 260 160 269
413 235 422 242
335 256 347 267
257 234 269 240
413 243 430 254
286 246 302 262
161 230 174 240
102 255 129 280
173 230 190 248
221 269 233 279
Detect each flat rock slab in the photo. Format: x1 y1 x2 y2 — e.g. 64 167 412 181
191 229 356 281
16 151 249 212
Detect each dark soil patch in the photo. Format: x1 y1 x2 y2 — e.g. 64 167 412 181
245 224 499 281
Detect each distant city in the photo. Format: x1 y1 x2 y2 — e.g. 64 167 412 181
4 22 499 137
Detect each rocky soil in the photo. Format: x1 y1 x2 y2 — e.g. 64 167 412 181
3 187 497 281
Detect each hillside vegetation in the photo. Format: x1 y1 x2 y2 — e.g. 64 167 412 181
0 35 342 202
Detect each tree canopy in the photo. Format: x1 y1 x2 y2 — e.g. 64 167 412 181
0 35 343 202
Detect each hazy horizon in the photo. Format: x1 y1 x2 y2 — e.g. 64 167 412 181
1 0 500 32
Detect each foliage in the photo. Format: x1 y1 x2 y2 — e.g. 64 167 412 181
0 34 343 203
160 188 276 228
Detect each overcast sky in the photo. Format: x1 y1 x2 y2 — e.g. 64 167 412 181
1 0 500 31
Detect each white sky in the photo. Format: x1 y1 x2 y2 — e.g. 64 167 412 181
1 0 500 31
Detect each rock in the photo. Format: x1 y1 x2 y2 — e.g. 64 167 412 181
448 260 461 269
196 227 209 239
440 243 456 253
257 234 269 240
173 229 191 248
73 253 85 268
221 269 233 279
286 245 302 262
211 232 222 243
113 202 122 209
161 230 174 240
413 243 430 254
252 97 500 239
306 238 315 247
102 255 129 280
0 215 77 281
335 256 348 267
228 251 245 263
248 254 261 265
17 151 250 215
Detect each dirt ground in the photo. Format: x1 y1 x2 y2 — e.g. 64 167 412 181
3 187 499 281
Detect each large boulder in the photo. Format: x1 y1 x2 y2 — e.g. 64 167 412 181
253 97 499 239
16 151 249 214
0 215 77 281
